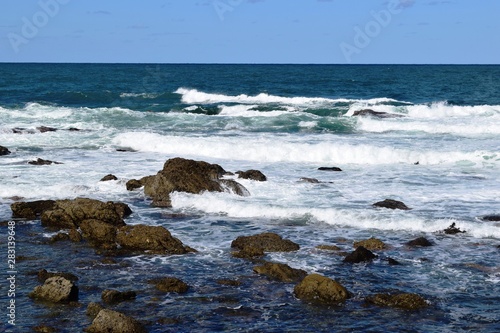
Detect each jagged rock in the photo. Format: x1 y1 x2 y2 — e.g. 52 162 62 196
253 261 307 283
443 223 465 235
343 246 377 263
232 246 265 259
80 219 118 246
102 289 137 304
353 237 386 250
219 179 251 196
316 244 342 251
40 198 129 229
28 158 62 165
68 228 82 242
49 232 70 243
0 145 11 156
148 277 189 293
29 276 78 303
37 126 58 133
11 200 56 220
318 167 342 172
116 224 195 255
86 302 104 319
100 174 118 181
407 237 433 247
231 232 300 252
365 293 428 310
126 179 143 191
373 199 411 210
236 169 267 181
37 269 78 283
482 215 500 222
86 309 146 333
352 109 404 118
294 273 350 305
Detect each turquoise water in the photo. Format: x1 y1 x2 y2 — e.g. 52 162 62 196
0 64 499 332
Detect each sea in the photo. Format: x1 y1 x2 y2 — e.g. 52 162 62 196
0 64 499 332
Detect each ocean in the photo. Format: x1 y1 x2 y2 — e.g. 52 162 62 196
0 63 499 332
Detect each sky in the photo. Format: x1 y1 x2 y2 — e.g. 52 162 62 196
0 0 498 64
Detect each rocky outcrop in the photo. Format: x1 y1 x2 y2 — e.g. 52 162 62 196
318 167 342 172
28 158 62 165
294 273 350 305
80 219 118 247
86 309 145 333
373 199 411 210
29 276 78 303
482 215 500 222
101 289 137 304
353 237 386 251
407 237 433 247
0 145 11 155
343 246 377 263
11 200 56 220
253 261 307 283
148 277 189 293
86 302 104 318
352 109 404 118
37 126 58 133
232 246 265 259
231 232 300 253
443 223 465 235
365 293 428 310
100 174 118 181
116 225 195 255
236 169 267 181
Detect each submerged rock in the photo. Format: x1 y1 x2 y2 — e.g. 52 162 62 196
86 302 104 319
443 223 466 235
28 158 62 165
482 215 500 222
0 145 11 155
11 200 56 220
102 289 137 304
148 277 189 293
86 309 145 333
236 169 267 181
29 276 78 303
353 237 387 250
343 246 377 263
299 177 321 183
365 293 428 310
318 166 342 172
100 174 118 181
407 237 433 247
352 109 404 118
253 261 307 283
37 126 58 133
373 199 411 210
231 232 300 253
294 273 350 305
232 245 265 259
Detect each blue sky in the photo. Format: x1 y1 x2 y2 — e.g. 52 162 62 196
1 0 498 64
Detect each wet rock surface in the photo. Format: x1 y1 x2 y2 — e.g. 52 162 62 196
253 261 307 283
0 145 11 155
373 199 411 210
236 169 267 181
29 276 79 303
86 309 146 333
294 273 350 305
343 246 377 263
365 293 428 310
231 232 300 252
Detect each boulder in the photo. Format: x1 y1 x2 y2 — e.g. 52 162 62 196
352 109 403 118
29 276 78 303
37 269 78 283
294 273 350 305
353 237 386 251
316 244 342 251
28 158 62 165
343 246 377 263
318 167 342 172
407 237 433 247
482 215 500 222
231 232 300 252
236 169 267 181
373 199 411 210
68 228 82 242
86 309 145 333
365 293 428 310
0 145 11 156
33 325 57 333
116 224 195 255
49 232 70 243
11 200 56 220
299 177 321 183
443 223 465 235
253 261 307 283
232 246 265 259
101 289 137 304
37 126 58 133
219 179 251 196
100 174 118 181
86 302 104 319
80 219 118 246
148 277 189 293
216 279 241 287
40 198 129 229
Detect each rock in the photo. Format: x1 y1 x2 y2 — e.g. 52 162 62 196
318 167 342 172
365 293 428 310
100 174 118 181
102 289 137 304
80 219 118 247
343 246 377 263
407 237 433 247
33 325 57 333
253 261 307 283
387 258 401 265
37 126 58 133
148 277 189 293
49 232 70 243
37 269 78 283
116 224 195 255
0 145 11 155
86 302 104 319
28 158 62 165
12 127 35 134
86 309 146 333
126 179 143 191
219 179 251 196
373 199 411 210
29 276 78 303
352 109 403 118
299 177 321 183
316 244 341 251
11 200 56 219
68 127 81 131
68 228 82 242
231 232 300 252
353 237 386 251
482 215 500 222
236 169 267 181
294 273 350 305
443 223 465 235
217 279 241 287
40 198 129 229
232 246 265 259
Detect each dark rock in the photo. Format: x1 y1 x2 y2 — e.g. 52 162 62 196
407 237 433 247
219 179 251 196
116 148 137 152
231 232 300 252
40 198 129 229
68 228 82 242
373 199 411 210
0 145 11 156
80 219 118 247
318 167 342 172
33 325 57 333
113 202 133 219
365 293 428 310
253 261 307 283
86 302 104 319
443 223 466 235
37 126 58 133
343 246 377 263
352 109 404 118
232 245 265 259
116 224 195 255
29 276 78 303
37 269 78 283
299 177 321 183
236 169 267 181
316 244 341 251
100 174 118 181
102 289 137 304
216 279 241 287
49 232 70 243
126 179 144 191
68 127 81 131
12 127 35 134
11 200 56 219
387 258 401 265
28 158 62 165
294 273 350 305
353 237 386 251
482 215 500 222
148 277 189 293
86 309 146 333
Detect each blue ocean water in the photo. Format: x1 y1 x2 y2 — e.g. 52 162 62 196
0 64 499 332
